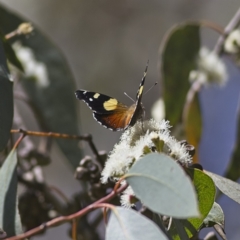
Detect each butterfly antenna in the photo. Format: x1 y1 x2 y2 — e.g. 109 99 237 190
124 92 135 102
144 82 158 95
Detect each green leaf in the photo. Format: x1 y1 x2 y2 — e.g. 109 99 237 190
0 5 81 167
160 22 200 126
169 168 216 240
225 100 240 181
106 207 168 240
205 170 240 204
202 202 224 229
172 219 189 240
183 91 202 163
0 40 13 151
0 32 24 72
126 153 199 218
0 150 22 237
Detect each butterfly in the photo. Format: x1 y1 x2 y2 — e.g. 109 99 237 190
75 62 148 131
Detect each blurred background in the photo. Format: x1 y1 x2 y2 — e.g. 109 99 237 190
1 0 240 239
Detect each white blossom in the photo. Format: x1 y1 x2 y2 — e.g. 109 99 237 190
13 42 49 87
189 47 228 86
224 29 240 54
120 186 136 208
101 119 192 184
151 98 165 122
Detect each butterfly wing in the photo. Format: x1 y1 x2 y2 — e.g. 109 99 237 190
76 90 135 130
75 61 148 131
126 61 148 127
93 104 137 131
75 90 122 114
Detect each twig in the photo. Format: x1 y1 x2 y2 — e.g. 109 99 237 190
11 129 101 161
71 219 78 240
6 184 128 240
13 133 26 150
48 185 70 205
213 7 240 55
5 23 33 40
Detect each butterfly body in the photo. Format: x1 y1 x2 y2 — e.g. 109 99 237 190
75 63 148 131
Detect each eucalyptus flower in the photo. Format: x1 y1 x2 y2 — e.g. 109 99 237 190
189 47 228 86
101 119 193 207
224 29 240 54
13 42 49 88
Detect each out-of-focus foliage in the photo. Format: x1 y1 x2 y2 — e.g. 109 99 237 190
159 23 200 126
0 40 13 151
159 23 202 162
0 5 81 168
225 100 240 180
0 150 22 237
106 207 168 240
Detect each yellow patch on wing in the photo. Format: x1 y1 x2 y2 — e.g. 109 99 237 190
103 98 118 111
138 86 144 96
93 93 100 99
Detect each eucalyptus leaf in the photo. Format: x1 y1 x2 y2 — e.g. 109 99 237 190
126 153 199 218
202 202 224 229
225 98 240 181
0 5 81 168
169 168 216 240
0 32 24 72
205 170 240 204
106 207 168 240
0 40 13 151
0 150 22 237
172 219 189 240
159 22 200 126
183 91 202 163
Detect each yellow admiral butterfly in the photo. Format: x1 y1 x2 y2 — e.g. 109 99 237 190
75 63 148 131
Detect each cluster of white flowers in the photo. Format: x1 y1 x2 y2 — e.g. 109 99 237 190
189 47 228 86
101 119 192 207
13 42 49 88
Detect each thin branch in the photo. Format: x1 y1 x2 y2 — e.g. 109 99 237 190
11 129 87 140
213 7 240 55
5 23 33 40
48 185 70 205
6 184 128 240
71 219 78 240
11 129 101 161
13 133 26 150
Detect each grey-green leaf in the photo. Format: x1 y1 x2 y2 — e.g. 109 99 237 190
106 207 168 240
205 170 240 204
0 40 13 151
126 153 199 218
0 150 22 237
203 202 224 229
